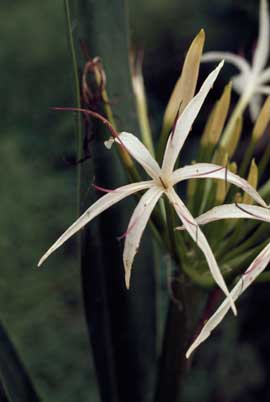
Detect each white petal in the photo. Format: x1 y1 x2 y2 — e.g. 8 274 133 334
172 163 267 207
256 85 270 94
117 132 162 179
161 62 224 177
232 73 248 95
185 203 270 227
253 0 270 73
249 94 263 121
166 188 237 315
258 67 270 84
186 241 270 358
202 52 250 75
38 181 153 266
123 186 163 288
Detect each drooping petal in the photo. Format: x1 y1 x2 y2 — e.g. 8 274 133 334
186 241 270 358
172 163 267 207
180 203 270 227
253 0 270 73
38 181 153 266
166 188 237 315
116 132 162 179
256 85 270 94
161 61 224 177
123 186 163 288
202 52 250 75
249 94 263 121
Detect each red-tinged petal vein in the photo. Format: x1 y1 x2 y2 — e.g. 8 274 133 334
117 132 162 179
124 186 163 289
172 163 267 207
161 61 224 177
186 241 270 358
166 188 237 315
38 181 154 267
253 0 269 73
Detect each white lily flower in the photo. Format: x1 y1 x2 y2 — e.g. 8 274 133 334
38 61 266 315
185 203 270 358
202 0 270 121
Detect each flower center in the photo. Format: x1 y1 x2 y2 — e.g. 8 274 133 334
159 176 169 190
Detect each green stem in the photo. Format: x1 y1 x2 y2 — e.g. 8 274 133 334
64 0 83 215
154 274 188 402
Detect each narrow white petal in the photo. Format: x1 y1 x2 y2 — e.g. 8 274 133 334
166 188 237 315
123 186 163 288
185 203 270 227
172 163 267 207
161 62 224 177
117 132 162 179
258 67 270 84
256 85 270 94
253 0 270 73
186 241 270 358
249 94 263 121
202 52 250 75
38 181 153 266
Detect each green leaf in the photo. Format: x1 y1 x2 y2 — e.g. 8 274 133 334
67 1 157 402
0 322 41 402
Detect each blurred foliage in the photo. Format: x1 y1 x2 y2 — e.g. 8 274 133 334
1 0 270 401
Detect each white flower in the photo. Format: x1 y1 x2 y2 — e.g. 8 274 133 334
185 203 270 358
202 0 270 120
38 62 266 314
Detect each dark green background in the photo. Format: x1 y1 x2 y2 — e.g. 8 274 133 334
1 1 268 401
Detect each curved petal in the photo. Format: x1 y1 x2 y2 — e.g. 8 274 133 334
232 73 248 95
161 62 224 177
38 181 153 266
172 163 267 207
166 188 237 315
253 0 270 73
256 85 270 94
117 132 162 179
179 203 270 227
186 241 270 358
202 52 250 75
124 186 163 288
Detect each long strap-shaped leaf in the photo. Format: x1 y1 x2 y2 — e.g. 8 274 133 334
0 380 11 402
0 322 41 402
68 1 157 402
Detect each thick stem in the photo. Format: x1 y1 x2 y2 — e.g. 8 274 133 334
154 278 188 402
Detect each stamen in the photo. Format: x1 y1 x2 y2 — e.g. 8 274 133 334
235 202 265 220
117 215 141 241
193 166 225 177
92 183 117 193
225 160 229 192
243 247 269 277
52 107 127 151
